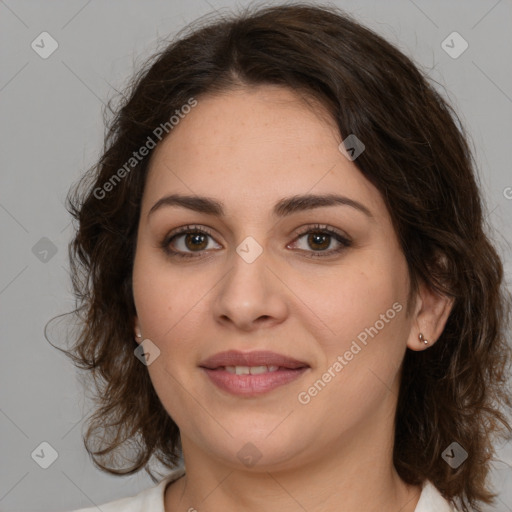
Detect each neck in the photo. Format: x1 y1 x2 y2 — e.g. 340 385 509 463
165 437 421 511
166 456 421 512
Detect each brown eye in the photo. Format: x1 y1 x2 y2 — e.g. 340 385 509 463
306 232 331 251
161 225 222 259
289 224 352 258
183 232 209 251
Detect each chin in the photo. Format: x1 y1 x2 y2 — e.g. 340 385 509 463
200 424 314 472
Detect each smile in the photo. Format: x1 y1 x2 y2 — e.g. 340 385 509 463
199 350 310 396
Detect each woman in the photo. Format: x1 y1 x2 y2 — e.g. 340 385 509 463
60 4 512 511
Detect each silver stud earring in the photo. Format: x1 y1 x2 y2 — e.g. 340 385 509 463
136 332 142 339
418 333 428 345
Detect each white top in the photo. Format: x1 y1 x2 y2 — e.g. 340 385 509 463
70 468 456 511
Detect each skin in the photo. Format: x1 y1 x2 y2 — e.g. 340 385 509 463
132 85 453 512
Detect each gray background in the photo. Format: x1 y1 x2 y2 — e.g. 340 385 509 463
1 0 511 510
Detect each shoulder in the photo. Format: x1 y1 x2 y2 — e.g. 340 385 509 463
414 480 458 512
68 468 186 512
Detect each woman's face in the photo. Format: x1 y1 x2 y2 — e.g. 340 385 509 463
132 85 417 471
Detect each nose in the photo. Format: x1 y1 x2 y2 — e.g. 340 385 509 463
212 244 289 332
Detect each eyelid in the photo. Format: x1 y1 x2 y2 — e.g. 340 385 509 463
167 224 215 238
288 223 352 258
293 223 351 242
159 224 220 256
160 223 352 259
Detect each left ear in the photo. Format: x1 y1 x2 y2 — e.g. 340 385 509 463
133 316 143 345
406 279 455 351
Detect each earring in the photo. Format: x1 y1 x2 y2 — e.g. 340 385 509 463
418 333 428 345
136 332 142 339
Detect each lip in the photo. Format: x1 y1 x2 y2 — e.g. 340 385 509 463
199 350 310 397
199 350 309 369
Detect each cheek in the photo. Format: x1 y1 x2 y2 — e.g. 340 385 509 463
319 263 409 391
132 246 208 339
132 255 207 424
296 282 408 431
295 255 408 352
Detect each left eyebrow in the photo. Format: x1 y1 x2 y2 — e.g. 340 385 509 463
147 193 373 220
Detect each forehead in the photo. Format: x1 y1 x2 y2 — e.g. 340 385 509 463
142 86 386 221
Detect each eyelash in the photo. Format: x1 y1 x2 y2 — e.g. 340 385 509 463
159 223 352 260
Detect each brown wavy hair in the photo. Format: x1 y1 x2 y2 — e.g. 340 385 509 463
50 3 512 511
